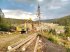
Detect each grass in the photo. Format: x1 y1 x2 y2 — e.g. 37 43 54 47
66 48 70 52
0 37 21 51
42 31 70 52
0 32 29 52
55 26 64 29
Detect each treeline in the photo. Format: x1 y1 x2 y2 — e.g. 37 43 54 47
52 15 70 26
51 15 70 37
4 18 33 24
0 9 11 31
41 15 70 26
52 15 70 37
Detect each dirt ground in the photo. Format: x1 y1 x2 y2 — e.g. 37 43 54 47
41 36 66 52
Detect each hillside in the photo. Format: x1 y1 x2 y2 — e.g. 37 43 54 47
41 15 70 26
3 18 35 25
2 15 70 26
4 18 25 24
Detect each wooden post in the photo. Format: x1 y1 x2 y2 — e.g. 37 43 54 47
21 34 37 51
34 36 39 52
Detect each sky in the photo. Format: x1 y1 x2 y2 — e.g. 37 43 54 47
0 0 70 20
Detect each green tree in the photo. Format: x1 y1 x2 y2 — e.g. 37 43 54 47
0 8 4 24
0 8 11 31
64 18 70 37
49 29 56 35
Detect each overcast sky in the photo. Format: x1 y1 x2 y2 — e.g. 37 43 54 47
0 0 70 19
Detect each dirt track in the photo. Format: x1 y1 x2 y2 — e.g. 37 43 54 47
41 36 66 52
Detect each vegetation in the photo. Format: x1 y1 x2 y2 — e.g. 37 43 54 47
41 16 70 52
41 15 70 37
43 31 70 52
4 18 34 25
42 16 70 51
0 9 11 31
64 26 70 37
41 15 70 26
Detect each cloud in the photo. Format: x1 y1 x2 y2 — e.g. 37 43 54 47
61 0 69 2
47 0 68 9
2 10 37 21
48 6 61 9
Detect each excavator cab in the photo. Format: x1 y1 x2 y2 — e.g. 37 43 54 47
21 29 26 34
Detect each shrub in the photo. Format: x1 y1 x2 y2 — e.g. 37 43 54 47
0 23 11 31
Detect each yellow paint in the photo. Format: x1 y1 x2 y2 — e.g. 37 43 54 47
16 26 22 31
24 22 27 31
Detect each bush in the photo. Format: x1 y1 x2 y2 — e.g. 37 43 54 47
48 29 56 35
0 23 11 31
48 37 55 42
48 35 61 43
66 48 70 52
